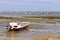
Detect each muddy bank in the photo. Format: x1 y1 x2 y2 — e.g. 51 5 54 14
0 16 60 40
0 16 60 23
36 34 60 40
24 16 60 19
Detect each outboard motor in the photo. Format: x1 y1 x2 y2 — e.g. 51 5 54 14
5 25 12 30
9 25 12 30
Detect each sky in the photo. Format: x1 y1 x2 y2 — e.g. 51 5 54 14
0 0 60 11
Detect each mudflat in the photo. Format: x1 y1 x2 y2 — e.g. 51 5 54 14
0 17 60 40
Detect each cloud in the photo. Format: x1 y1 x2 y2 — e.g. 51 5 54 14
0 0 59 5
0 0 33 5
0 1 18 5
0 0 60 11
39 0 59 2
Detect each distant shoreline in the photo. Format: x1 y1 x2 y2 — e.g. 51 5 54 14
0 16 60 19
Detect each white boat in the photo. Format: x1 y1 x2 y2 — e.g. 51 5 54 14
5 22 30 30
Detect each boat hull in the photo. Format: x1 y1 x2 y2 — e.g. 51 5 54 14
5 22 30 31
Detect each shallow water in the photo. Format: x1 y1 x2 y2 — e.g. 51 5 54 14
0 20 60 40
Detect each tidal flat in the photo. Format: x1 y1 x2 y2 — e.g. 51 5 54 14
0 16 60 40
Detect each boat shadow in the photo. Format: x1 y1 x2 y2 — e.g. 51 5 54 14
8 26 29 32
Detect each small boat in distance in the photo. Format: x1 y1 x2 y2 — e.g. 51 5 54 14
5 22 30 30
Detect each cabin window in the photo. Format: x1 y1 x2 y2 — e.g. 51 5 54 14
14 26 17 27
17 23 19 25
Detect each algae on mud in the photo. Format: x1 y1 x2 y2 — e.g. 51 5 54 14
0 16 60 23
